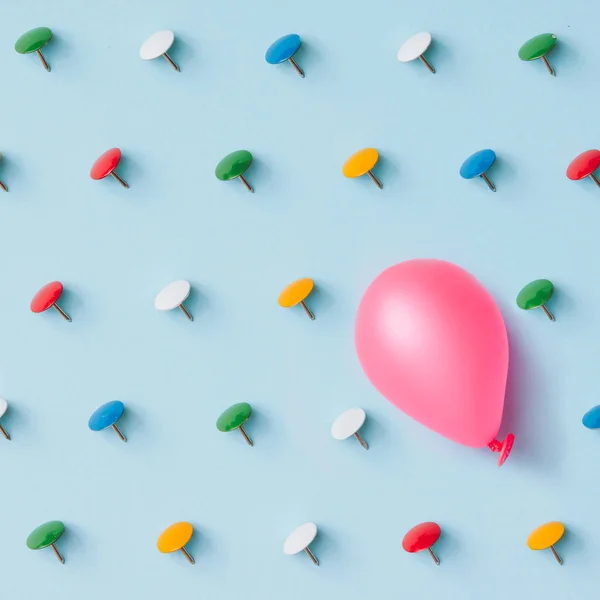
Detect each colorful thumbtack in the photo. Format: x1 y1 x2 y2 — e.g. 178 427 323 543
527 522 565 565
30 281 71 322
215 150 254 192
402 522 442 565
217 402 253 446
278 278 315 320
284 522 319 566
265 34 304 78
331 408 368 449
157 522 195 564
397 32 435 73
140 30 179 71
0 153 8 192
343 148 382 189
88 401 126 442
517 279 555 321
15 27 53 71
90 148 129 188
154 280 193 321
0 398 10 440
582 405 600 429
518 34 557 76
27 521 66 563
460 149 497 191
567 150 600 189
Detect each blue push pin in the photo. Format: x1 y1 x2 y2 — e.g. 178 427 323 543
265 34 304 78
88 401 127 442
582 406 600 430
460 149 497 192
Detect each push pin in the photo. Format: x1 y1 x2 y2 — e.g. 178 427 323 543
0 398 11 440
90 148 129 188
216 402 254 446
15 27 53 72
265 34 304 77
140 30 180 71
343 148 382 189
88 401 127 442
567 150 600 189
518 33 558 76
157 522 195 564
460 149 497 191
154 280 193 321
517 279 555 321
215 150 254 192
582 405 600 430
278 278 315 320
30 281 71 322
0 153 8 192
402 522 442 565
284 522 319 566
527 522 565 565
331 408 368 449
27 521 66 563
397 32 435 73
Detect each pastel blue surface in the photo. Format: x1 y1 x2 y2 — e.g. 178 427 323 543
265 34 301 64
582 406 600 429
88 401 125 431
460 149 496 179
2 2 600 600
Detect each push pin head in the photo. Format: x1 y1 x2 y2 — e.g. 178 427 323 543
582 405 600 429
157 522 195 564
518 33 557 76
343 148 382 189
460 149 497 191
216 402 253 446
154 280 193 321
284 522 319 566
88 401 126 442
517 279 555 321
527 522 565 565
331 408 368 449
0 153 8 192
27 521 66 563
90 148 129 188
140 30 179 72
397 32 435 73
567 150 600 188
265 34 304 78
402 522 442 565
15 27 53 71
0 398 11 440
215 150 254 192
30 281 71 322
278 278 315 320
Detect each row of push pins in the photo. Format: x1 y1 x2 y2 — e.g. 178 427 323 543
14 28 560 78
22 519 568 566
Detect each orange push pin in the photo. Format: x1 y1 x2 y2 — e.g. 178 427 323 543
278 278 315 320
157 522 195 564
527 522 565 565
343 148 382 189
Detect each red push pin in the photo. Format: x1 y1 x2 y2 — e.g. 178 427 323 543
402 522 442 565
90 148 129 189
30 281 71 322
567 149 600 189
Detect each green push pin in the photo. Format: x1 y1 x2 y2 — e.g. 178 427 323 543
517 279 555 321
215 150 254 193
217 402 253 446
27 520 66 563
518 33 557 76
15 27 53 72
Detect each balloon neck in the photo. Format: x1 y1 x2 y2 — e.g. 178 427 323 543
488 433 515 467
487 439 502 452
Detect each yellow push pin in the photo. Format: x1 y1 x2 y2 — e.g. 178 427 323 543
278 278 315 320
527 522 565 565
157 522 195 564
342 148 382 189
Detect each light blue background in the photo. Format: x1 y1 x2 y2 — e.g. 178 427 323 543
2 1 599 599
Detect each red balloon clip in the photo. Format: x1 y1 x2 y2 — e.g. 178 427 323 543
90 148 129 188
402 522 441 565
30 281 71 321
567 149 600 188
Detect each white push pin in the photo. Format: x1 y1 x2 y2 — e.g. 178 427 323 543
397 32 435 73
154 280 193 321
331 408 368 449
284 522 319 566
0 398 10 440
140 30 180 71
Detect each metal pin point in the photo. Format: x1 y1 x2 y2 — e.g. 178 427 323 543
278 278 316 320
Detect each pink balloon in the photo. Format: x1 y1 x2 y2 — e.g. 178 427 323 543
355 259 513 466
